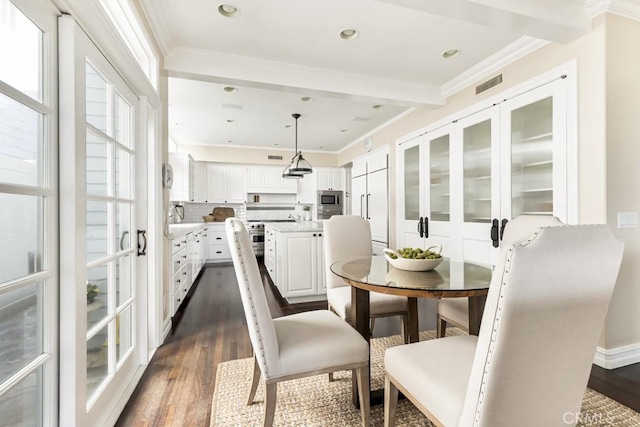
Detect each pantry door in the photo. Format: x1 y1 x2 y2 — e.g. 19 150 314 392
59 16 147 426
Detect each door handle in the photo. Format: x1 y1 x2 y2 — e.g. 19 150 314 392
490 219 499 248
137 229 147 256
360 194 365 219
500 218 509 241
366 193 370 220
119 230 129 251
424 217 429 238
418 217 424 238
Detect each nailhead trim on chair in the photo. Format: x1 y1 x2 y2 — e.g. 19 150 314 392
472 227 544 425
231 221 271 378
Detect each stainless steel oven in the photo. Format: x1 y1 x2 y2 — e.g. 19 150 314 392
317 190 343 219
247 222 265 256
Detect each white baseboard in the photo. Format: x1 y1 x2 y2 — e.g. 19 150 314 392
163 317 172 340
103 365 147 426
594 343 640 369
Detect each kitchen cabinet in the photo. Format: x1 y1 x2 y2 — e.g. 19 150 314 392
247 165 297 194
276 231 324 300
193 161 207 202
205 164 247 203
206 223 231 262
296 172 317 204
170 234 189 318
397 77 569 265
168 152 194 202
352 152 388 253
316 167 344 191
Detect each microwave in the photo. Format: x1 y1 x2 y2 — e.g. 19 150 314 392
318 190 343 207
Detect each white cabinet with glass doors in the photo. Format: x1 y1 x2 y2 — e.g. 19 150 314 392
397 76 570 265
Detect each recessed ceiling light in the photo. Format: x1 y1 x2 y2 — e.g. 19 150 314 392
218 4 240 18
174 122 183 126
442 49 459 59
227 140 234 143
300 96 313 102
284 124 292 128
339 29 359 40
340 129 349 133
319 146 325 149
372 104 383 109
223 86 238 93
273 143 280 146
226 119 236 123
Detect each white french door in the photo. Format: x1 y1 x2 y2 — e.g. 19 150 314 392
0 0 58 425
59 16 147 426
396 135 425 249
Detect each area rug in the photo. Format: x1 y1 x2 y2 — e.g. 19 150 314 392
211 329 640 426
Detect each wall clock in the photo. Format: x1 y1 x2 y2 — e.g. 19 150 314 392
364 136 373 152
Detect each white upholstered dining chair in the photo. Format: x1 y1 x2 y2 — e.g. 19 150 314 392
384 223 623 427
436 215 564 338
324 215 410 342
225 218 371 427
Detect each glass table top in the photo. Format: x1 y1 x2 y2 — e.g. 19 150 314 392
330 256 492 293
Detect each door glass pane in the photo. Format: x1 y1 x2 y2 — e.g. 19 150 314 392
0 193 43 283
116 255 131 306
115 94 131 148
86 131 109 196
87 264 108 330
404 145 420 221
0 365 42 426
0 94 43 187
0 0 42 101
115 148 131 199
0 282 42 384
86 324 109 402
85 62 108 133
463 120 492 223
87 201 109 263
430 135 449 221
511 97 553 217
116 304 132 363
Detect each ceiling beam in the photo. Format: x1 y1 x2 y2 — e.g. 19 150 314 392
375 0 591 43
164 48 445 109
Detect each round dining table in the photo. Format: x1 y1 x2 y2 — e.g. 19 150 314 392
330 256 493 405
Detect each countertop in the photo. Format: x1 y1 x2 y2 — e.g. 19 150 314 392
168 222 225 239
264 221 324 233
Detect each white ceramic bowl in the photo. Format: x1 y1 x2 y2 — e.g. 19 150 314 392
383 246 444 272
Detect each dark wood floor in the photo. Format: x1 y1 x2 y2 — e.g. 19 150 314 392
116 262 640 426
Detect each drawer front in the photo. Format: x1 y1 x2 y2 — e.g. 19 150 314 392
172 248 188 273
172 237 187 254
171 264 188 294
209 231 227 245
209 244 231 260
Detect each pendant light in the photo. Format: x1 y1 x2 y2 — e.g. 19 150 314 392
282 113 313 178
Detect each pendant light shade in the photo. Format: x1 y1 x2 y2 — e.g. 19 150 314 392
282 113 313 179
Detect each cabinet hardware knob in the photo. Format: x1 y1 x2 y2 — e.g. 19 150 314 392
177 279 181 283
216 251 222 254
216 237 222 240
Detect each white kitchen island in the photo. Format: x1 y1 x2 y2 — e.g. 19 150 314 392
264 221 327 303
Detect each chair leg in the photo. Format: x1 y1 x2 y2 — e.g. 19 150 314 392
247 355 261 405
328 372 334 382
369 318 375 336
355 366 371 427
384 375 398 427
436 315 446 338
263 382 277 427
401 314 410 344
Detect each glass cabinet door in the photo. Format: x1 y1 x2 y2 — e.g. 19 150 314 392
403 144 420 222
500 77 567 223
429 134 450 221
463 119 493 223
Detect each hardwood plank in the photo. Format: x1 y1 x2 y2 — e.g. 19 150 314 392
116 262 640 425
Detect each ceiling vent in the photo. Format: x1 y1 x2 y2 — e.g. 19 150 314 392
476 74 503 95
351 116 370 122
220 102 243 110
268 155 283 160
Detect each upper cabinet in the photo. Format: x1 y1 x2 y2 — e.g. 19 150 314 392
316 167 344 191
193 161 207 202
168 152 193 202
397 77 570 265
206 164 246 204
246 166 297 194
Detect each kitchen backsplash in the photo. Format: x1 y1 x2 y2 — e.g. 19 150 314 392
181 203 247 223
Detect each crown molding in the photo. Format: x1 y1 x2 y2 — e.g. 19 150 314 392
442 36 550 99
586 0 640 20
138 0 173 56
